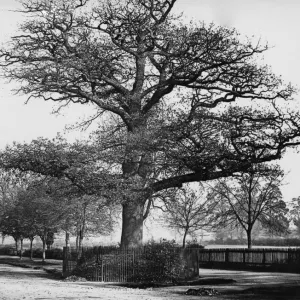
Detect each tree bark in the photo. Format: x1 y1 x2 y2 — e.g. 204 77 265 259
120 200 145 248
120 119 151 248
77 228 84 259
14 237 20 254
65 231 70 248
75 228 79 253
19 239 23 260
182 228 189 248
247 229 252 249
29 238 34 260
41 234 47 262
42 240 46 262
76 221 85 260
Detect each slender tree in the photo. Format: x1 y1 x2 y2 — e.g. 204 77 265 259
207 166 289 248
289 197 300 236
71 195 116 257
0 204 26 257
1 0 300 247
18 188 62 261
159 187 214 248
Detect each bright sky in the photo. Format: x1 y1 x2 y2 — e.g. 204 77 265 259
0 0 299 205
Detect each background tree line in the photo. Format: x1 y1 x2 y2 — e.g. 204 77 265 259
0 162 298 255
0 170 116 260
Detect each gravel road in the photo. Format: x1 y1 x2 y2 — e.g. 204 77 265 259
0 263 198 300
0 263 299 300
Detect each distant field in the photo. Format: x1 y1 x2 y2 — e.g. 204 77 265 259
205 244 300 249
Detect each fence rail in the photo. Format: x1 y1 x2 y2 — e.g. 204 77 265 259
197 248 300 272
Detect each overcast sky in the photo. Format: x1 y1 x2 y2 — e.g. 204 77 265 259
0 0 299 204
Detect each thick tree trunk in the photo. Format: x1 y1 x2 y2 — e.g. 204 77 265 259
120 200 145 248
120 121 151 248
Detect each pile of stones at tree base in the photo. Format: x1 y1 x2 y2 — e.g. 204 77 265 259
185 288 220 296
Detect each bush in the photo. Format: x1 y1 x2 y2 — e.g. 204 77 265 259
0 246 16 255
23 248 43 258
186 239 204 249
129 239 184 283
45 248 64 260
72 240 185 283
23 247 64 260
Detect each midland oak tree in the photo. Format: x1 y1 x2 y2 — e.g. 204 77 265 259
1 0 300 247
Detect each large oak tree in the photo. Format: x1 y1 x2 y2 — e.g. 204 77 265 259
1 0 300 247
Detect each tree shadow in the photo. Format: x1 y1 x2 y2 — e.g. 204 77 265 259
222 285 300 300
0 264 61 281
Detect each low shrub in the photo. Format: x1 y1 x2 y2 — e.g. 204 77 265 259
186 240 204 249
72 239 186 283
130 239 184 283
0 246 16 255
23 248 64 260
23 248 43 258
45 248 64 260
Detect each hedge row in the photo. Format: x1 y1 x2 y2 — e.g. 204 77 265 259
73 240 187 283
0 246 64 260
23 248 64 259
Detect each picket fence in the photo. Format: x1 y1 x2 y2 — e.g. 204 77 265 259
197 248 300 272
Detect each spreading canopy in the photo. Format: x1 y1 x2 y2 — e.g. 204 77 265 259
1 0 300 246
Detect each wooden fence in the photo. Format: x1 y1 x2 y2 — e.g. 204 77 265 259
197 248 300 273
62 246 199 282
62 247 300 282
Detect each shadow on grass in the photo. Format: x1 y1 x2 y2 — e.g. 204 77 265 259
168 285 300 300
0 266 59 280
109 277 236 289
222 285 300 300
0 258 62 280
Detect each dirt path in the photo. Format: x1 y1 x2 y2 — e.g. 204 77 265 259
0 263 299 300
0 263 203 300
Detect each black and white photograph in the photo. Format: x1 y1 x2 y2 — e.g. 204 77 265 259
0 0 299 299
